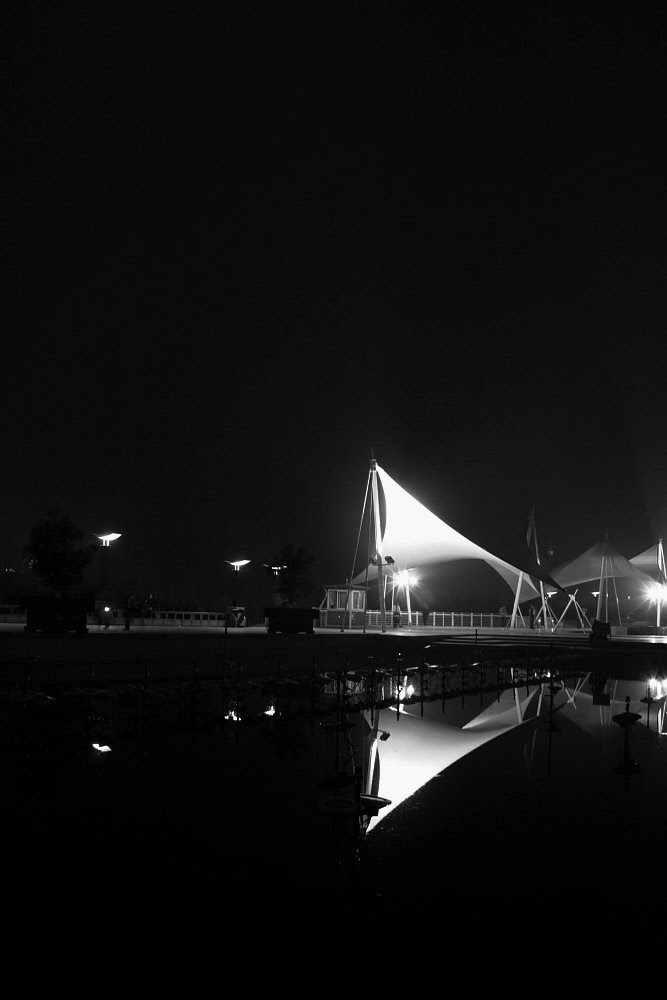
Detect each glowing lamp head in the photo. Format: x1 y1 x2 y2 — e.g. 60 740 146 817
263 563 287 575
226 559 250 571
645 581 667 603
97 532 121 547
396 569 418 588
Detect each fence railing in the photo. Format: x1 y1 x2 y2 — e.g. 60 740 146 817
0 605 573 630
0 606 231 627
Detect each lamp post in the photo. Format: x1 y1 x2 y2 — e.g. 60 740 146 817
397 569 414 623
263 563 287 606
96 532 121 590
651 581 666 628
225 559 250 607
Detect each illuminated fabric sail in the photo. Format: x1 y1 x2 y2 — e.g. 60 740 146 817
355 464 543 601
630 540 666 581
553 539 652 589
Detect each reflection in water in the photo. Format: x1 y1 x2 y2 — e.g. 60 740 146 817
2 660 666 951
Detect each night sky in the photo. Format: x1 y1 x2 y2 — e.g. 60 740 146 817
4 2 667 606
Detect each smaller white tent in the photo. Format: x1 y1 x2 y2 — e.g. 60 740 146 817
552 539 652 624
630 540 667 626
630 540 666 580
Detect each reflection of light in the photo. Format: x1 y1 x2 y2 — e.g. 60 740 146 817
92 743 111 753
406 684 415 698
225 709 240 721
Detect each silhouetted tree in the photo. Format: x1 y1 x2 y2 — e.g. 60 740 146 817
23 510 98 595
271 543 315 606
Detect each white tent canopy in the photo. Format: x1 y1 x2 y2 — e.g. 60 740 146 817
630 541 666 580
353 463 543 602
551 538 653 624
552 539 652 590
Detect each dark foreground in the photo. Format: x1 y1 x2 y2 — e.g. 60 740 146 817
2 626 665 969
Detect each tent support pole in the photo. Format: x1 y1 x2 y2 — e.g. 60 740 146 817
370 456 386 633
343 466 372 631
596 557 605 621
657 538 664 627
363 469 375 634
530 510 553 630
509 571 523 628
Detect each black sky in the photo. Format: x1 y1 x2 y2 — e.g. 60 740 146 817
4 2 667 604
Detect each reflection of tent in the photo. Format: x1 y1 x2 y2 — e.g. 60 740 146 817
349 460 558 629
552 539 652 625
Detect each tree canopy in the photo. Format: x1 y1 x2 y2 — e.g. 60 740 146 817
269 543 315 606
23 510 98 594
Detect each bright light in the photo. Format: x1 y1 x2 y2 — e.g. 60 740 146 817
225 709 240 721
406 684 415 698
648 678 667 699
645 581 667 603
591 591 600 597
92 744 111 753
264 704 276 716
396 569 418 587
97 533 121 546
226 559 250 571
104 606 110 613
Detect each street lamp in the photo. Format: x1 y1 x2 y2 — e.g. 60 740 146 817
263 564 287 576
397 569 416 621
96 533 121 547
96 532 121 590
645 580 667 627
225 559 250 606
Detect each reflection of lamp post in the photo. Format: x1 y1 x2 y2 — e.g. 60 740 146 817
96 532 121 590
225 559 250 606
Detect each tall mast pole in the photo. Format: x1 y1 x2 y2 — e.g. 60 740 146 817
343 466 372 631
370 454 386 633
657 537 665 628
530 507 549 628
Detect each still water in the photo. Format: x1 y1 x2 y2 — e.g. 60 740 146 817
2 661 665 958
